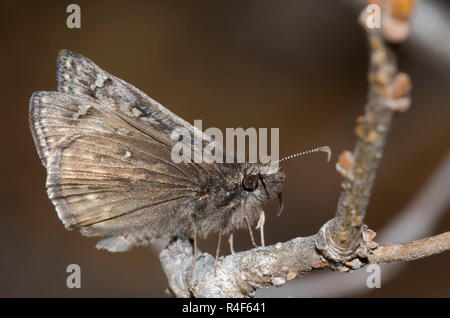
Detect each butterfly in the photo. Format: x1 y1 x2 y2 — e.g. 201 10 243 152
29 50 307 256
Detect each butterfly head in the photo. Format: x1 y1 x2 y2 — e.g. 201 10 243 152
240 162 285 202
237 146 331 215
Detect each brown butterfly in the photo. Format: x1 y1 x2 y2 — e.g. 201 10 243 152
29 50 329 258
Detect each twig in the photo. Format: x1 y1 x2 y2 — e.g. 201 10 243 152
160 236 323 298
160 228 449 297
317 15 413 264
369 232 450 263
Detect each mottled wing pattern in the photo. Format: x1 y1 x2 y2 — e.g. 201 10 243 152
56 49 232 164
30 91 206 251
29 51 228 251
57 51 202 148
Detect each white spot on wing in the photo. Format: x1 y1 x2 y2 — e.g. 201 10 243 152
131 108 142 117
117 128 129 136
86 194 98 200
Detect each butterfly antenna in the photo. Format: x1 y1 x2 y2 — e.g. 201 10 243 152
277 146 332 164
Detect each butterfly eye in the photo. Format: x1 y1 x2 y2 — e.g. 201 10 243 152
242 174 258 191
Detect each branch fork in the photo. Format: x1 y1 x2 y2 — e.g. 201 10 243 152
315 220 378 272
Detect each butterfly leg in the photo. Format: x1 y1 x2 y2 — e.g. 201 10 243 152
189 233 198 276
214 229 222 274
256 210 266 247
277 192 284 216
245 215 257 247
228 233 235 254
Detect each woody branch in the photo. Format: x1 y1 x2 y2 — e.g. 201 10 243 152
315 0 415 267
159 0 449 297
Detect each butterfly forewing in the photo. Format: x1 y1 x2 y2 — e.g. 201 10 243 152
30 50 244 252
29 78 218 252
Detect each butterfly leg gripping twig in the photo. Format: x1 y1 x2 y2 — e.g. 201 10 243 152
214 229 222 274
245 216 257 247
228 233 235 254
256 210 266 247
189 234 198 276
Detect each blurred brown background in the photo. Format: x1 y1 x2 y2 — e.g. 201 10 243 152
0 0 449 297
